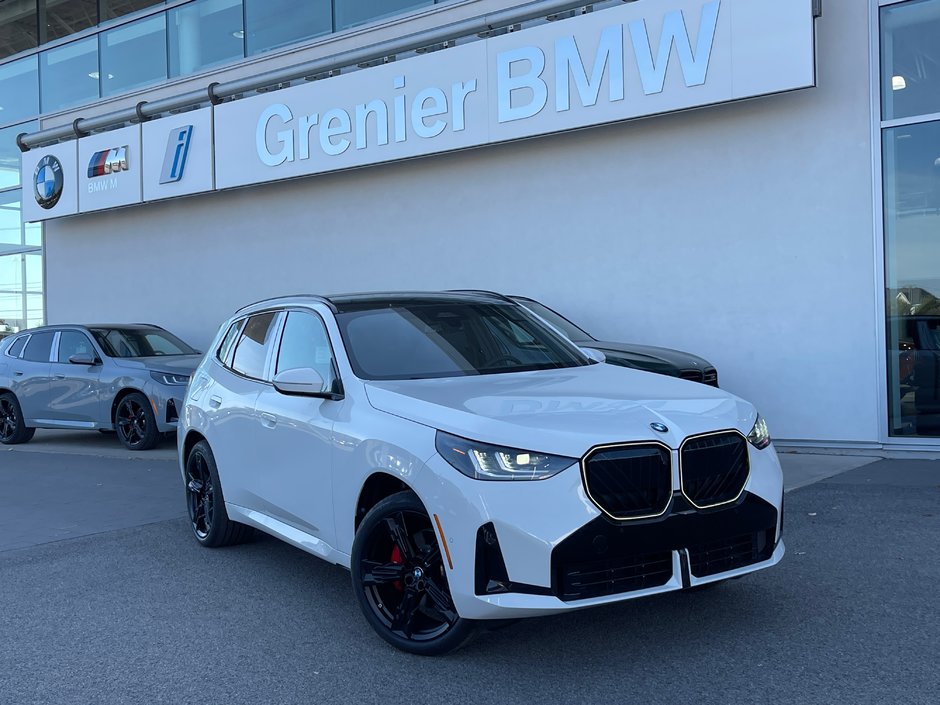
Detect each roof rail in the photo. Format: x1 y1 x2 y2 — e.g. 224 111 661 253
233 294 337 315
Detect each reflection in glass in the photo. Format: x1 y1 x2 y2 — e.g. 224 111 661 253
39 36 98 112
99 14 166 96
99 0 163 22
245 0 331 56
0 0 38 60
41 0 97 43
884 120 940 436
0 56 39 124
0 191 22 248
335 0 433 30
0 251 43 332
881 0 940 121
1 121 37 190
169 0 243 78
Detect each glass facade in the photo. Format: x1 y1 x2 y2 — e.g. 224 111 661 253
882 0 940 437
335 1 434 31
99 13 166 96
168 0 242 77
0 120 42 336
244 0 332 56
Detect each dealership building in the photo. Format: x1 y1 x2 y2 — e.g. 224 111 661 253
0 0 938 452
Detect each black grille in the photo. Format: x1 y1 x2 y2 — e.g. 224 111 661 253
558 551 673 601
681 432 749 507
582 444 672 520
689 528 776 577
703 368 719 387
679 369 704 382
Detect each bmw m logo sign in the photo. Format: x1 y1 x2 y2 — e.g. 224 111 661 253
160 125 193 184
87 146 128 178
33 155 63 210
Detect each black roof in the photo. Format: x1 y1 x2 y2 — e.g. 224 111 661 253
327 291 512 313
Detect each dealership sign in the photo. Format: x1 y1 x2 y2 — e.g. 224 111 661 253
21 0 815 221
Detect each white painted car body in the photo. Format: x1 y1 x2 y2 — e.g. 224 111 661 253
180 293 784 621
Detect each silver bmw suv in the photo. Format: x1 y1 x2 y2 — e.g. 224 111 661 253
0 324 201 450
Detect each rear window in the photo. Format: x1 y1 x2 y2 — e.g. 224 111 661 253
6 335 28 358
231 312 279 380
22 332 54 362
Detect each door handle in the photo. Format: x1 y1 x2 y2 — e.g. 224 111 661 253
209 395 222 409
13 371 23 376
260 412 277 429
54 375 66 380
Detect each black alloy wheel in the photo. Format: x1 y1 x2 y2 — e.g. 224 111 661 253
114 392 159 451
0 392 35 445
184 440 251 547
351 491 476 655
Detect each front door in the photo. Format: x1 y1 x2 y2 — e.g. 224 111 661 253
251 309 338 549
47 330 104 427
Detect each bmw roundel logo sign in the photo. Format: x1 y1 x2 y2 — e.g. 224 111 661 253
34 155 64 210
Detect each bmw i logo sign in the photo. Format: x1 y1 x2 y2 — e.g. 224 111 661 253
650 422 668 433
34 155 64 210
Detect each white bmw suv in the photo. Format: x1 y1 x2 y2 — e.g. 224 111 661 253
180 292 784 655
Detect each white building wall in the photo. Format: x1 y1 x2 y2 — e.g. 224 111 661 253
44 0 879 445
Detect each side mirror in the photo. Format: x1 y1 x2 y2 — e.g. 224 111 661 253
580 347 607 364
69 353 99 366
273 367 326 396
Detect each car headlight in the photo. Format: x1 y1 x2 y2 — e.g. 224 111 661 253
150 371 190 386
435 431 575 481
747 415 771 450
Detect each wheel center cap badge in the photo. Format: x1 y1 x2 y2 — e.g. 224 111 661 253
413 568 423 579
650 422 668 433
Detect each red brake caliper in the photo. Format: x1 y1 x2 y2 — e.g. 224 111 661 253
390 545 404 592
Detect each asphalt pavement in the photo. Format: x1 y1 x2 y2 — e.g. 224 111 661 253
1 443 937 705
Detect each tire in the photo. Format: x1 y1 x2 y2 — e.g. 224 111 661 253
0 392 35 445
184 440 252 547
351 491 476 656
114 392 160 451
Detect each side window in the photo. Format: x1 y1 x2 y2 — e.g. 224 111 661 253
7 335 28 358
22 332 55 363
276 311 336 388
57 331 96 363
231 312 278 380
216 319 244 367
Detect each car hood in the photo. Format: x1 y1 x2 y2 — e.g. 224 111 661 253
111 355 202 375
364 363 755 458
591 341 713 372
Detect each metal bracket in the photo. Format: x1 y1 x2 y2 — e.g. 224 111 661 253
813 0 822 18
15 132 29 153
207 82 223 105
135 101 150 123
72 118 89 138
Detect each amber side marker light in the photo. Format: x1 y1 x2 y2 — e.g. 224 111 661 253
433 514 454 570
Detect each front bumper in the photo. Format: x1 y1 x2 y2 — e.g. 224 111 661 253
418 444 784 620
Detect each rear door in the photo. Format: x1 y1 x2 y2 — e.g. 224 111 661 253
47 330 104 426
11 331 55 423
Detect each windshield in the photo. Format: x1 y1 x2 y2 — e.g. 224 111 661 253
511 298 594 342
90 327 197 358
335 301 592 380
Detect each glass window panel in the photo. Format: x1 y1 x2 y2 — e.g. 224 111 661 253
24 251 41 328
0 0 38 60
40 36 98 112
22 328 52 360
0 190 23 248
231 312 277 379
881 0 940 121
335 0 433 31
100 13 166 96
0 253 24 330
884 119 940 436
42 0 97 43
168 0 243 78
245 0 330 56
1 121 36 189
0 56 39 124
57 330 94 362
276 310 335 388
99 0 163 22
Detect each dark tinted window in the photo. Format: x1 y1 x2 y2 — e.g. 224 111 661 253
231 312 278 379
217 319 244 367
90 327 196 357
335 301 589 380
245 0 331 55
57 331 96 362
7 335 28 358
276 311 335 384
22 331 53 362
